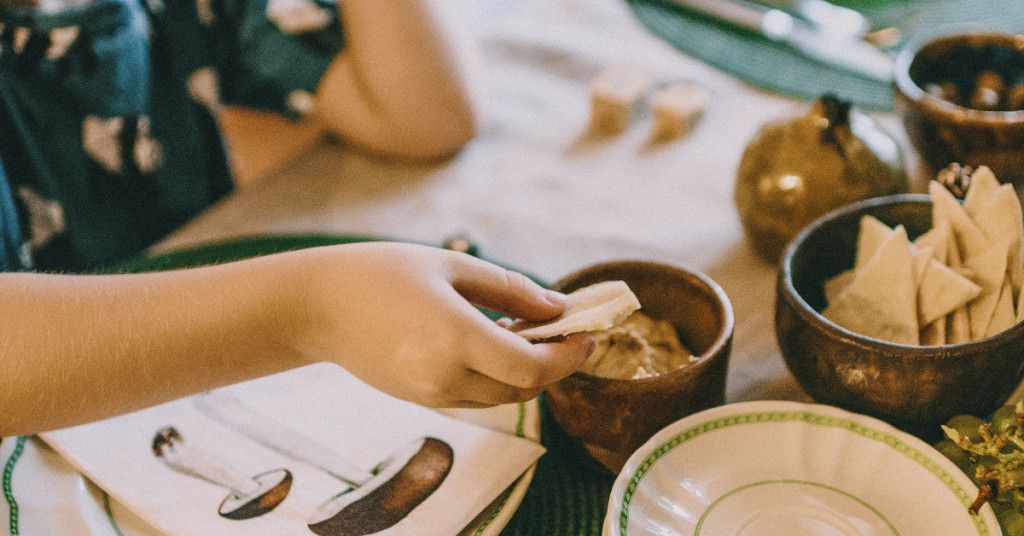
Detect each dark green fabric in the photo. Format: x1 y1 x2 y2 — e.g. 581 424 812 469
0 161 22 271
626 0 1024 111
109 235 616 536
501 396 616 536
0 0 344 273
106 234 376 273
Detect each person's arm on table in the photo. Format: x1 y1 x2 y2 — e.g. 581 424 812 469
314 0 482 159
0 243 594 437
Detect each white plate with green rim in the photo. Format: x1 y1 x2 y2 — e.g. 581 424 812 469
439 401 542 536
604 400 1000 536
1 400 539 536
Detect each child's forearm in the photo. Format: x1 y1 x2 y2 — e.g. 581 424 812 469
0 256 312 437
315 0 482 159
0 243 593 437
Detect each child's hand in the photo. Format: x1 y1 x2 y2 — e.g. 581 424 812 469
291 242 595 407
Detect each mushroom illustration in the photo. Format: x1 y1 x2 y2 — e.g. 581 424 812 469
151 426 293 520
194 391 454 535
306 436 453 536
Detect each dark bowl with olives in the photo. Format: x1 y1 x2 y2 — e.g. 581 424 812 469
893 30 1024 184
776 194 1024 438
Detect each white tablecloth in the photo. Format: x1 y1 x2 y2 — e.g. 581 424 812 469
153 0 926 420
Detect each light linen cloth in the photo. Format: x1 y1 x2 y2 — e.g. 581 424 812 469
157 0 902 403
39 363 544 536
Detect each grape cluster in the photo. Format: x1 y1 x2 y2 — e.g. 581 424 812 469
937 402 1024 535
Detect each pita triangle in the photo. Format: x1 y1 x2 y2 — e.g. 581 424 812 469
964 165 1001 217
1018 287 1024 324
914 218 951 265
917 258 982 326
966 238 1011 340
986 279 1018 338
823 226 918 345
1018 280 1024 324
947 307 972 344
947 224 964 269
856 215 894 271
921 318 946 346
825 269 855 305
912 245 934 283
947 228 980 318
931 180 990 260
974 184 1024 297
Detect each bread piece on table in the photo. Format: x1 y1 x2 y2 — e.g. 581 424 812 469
589 67 649 135
509 280 641 342
650 82 708 141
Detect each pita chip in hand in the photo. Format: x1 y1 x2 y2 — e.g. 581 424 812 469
509 280 641 341
823 225 919 345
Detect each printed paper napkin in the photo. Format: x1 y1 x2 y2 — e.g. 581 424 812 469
40 363 545 535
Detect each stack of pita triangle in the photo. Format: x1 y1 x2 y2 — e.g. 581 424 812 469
823 166 1024 346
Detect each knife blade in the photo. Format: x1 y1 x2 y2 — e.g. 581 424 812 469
665 0 894 82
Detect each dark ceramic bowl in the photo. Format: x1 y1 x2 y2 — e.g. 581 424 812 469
776 194 1024 436
893 31 1024 184
543 260 734 472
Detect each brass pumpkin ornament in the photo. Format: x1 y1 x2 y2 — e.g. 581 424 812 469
735 95 908 263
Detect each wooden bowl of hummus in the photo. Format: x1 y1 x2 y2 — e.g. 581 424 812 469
542 260 734 472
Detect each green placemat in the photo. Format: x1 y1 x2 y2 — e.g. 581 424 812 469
501 397 616 536
108 234 616 536
107 235 379 273
626 0 1024 111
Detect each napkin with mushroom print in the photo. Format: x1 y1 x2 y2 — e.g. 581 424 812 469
39 363 544 536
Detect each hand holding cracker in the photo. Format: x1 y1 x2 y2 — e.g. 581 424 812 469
508 280 641 342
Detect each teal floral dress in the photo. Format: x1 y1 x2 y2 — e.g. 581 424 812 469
0 0 343 272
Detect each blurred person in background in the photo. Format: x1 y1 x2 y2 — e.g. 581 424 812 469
0 0 480 272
